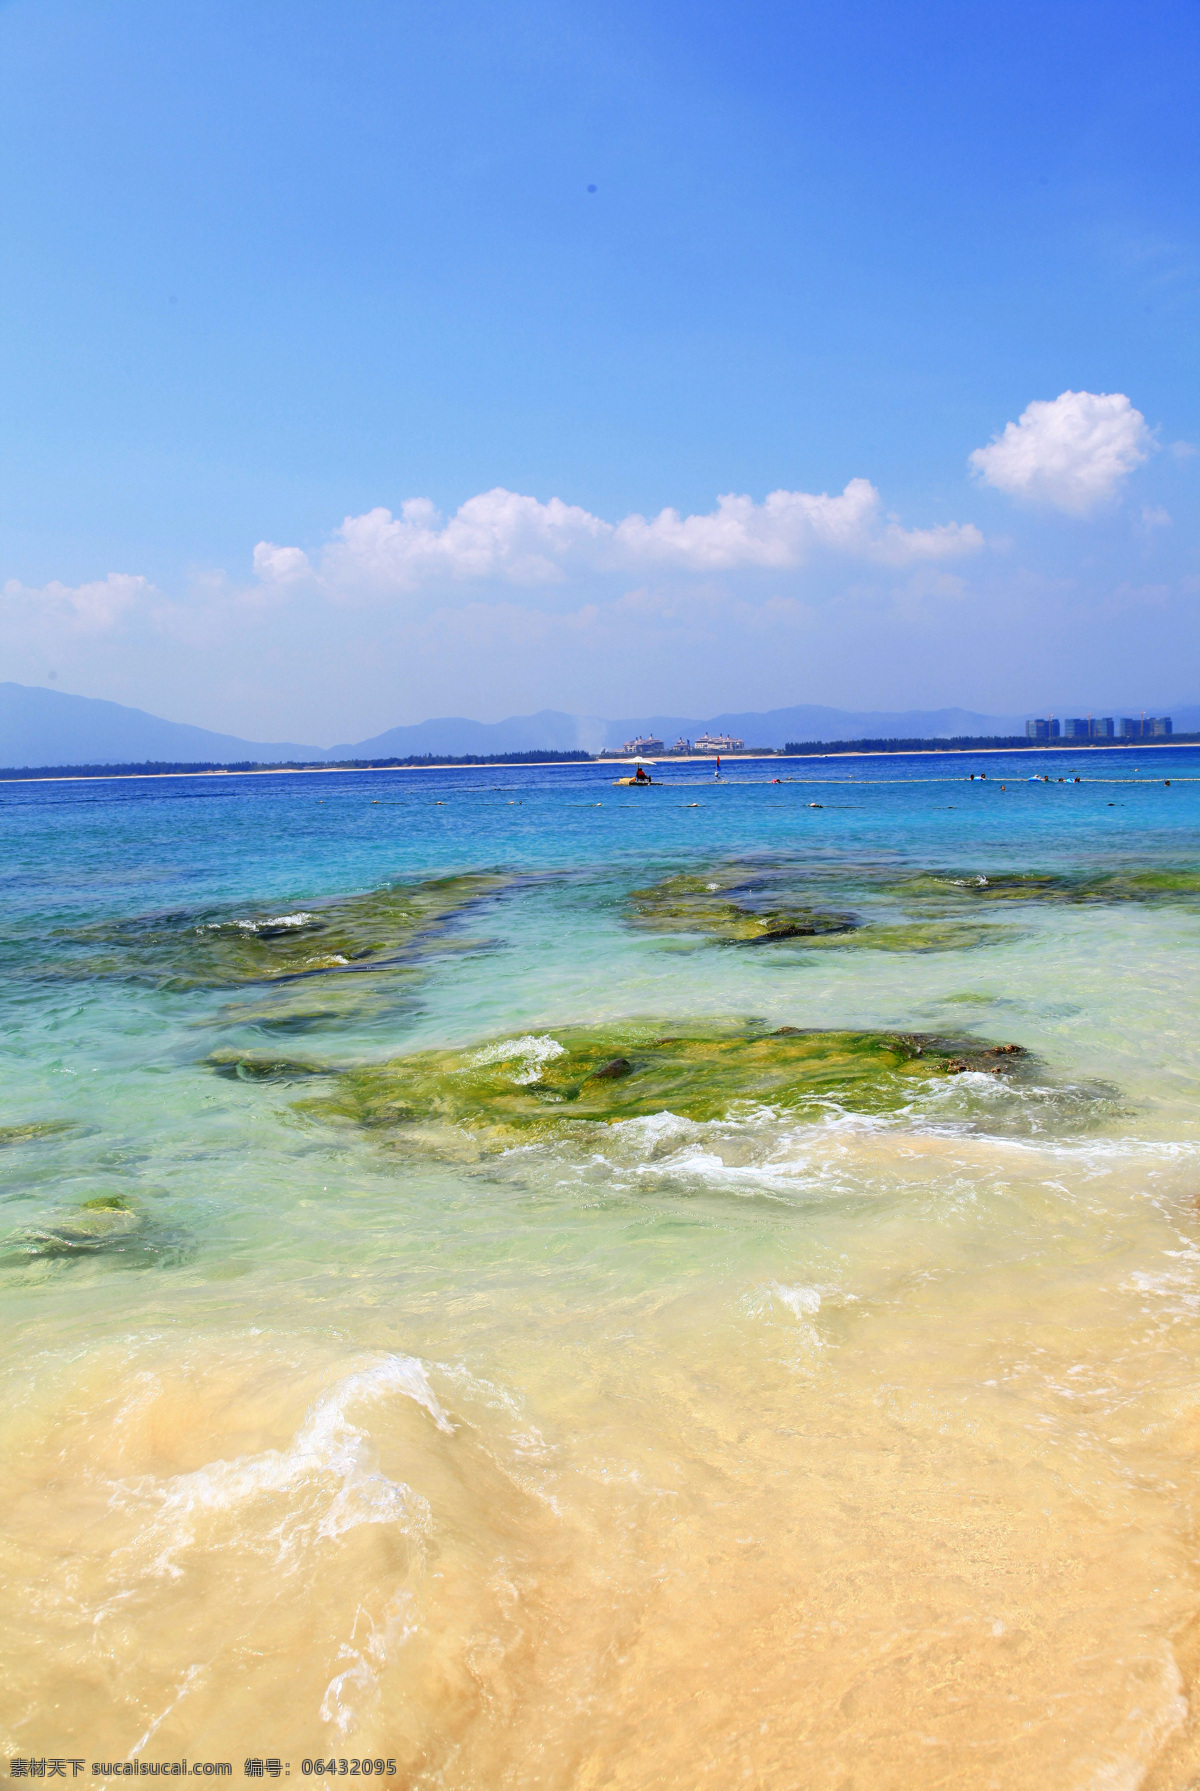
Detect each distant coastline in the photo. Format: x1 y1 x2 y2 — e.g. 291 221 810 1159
779 733 1196 756
2 735 1199 784
7 684 1197 769
0 749 593 782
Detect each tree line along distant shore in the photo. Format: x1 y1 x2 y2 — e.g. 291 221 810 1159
2 735 1199 782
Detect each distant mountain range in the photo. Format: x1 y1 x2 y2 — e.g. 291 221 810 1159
334 705 1034 758
1 682 1196 770
0 683 317 769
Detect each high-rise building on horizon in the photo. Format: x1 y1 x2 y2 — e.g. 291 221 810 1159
1032 715 1173 742
1064 717 1115 740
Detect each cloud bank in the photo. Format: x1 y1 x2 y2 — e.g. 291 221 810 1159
969 390 1152 514
2 572 154 631
5 409 1190 745
253 479 983 596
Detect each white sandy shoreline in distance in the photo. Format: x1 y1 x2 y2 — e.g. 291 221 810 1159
0 738 1193 786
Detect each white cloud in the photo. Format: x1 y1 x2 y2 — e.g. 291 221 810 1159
969 390 1152 514
252 480 982 596
2 572 153 630
251 542 312 583
610 480 979 570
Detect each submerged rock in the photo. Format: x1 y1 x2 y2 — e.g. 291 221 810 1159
812 919 1013 954
0 1119 76 1148
17 1195 142 1258
627 871 859 944
624 865 1006 953
892 867 1200 907
59 871 517 991
295 1020 1035 1155
589 1057 633 1080
4 1193 191 1269
625 855 1200 954
205 1051 334 1083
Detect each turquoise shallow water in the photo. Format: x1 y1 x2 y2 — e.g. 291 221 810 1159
5 749 1200 1788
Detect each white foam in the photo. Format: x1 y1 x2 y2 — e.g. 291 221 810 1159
771 1283 822 1319
220 912 318 933
111 1354 451 1576
1126 1268 1200 1315
528 1082 1200 1216
319 1589 419 1737
607 1109 703 1158
465 1034 566 1084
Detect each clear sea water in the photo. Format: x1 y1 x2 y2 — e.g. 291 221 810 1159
5 748 1200 1788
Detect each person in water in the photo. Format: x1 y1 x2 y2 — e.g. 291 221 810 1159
635 766 649 782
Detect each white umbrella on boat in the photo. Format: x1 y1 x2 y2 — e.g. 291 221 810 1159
626 756 658 766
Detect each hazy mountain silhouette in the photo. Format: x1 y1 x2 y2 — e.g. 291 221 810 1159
2 682 1193 770
0 683 317 768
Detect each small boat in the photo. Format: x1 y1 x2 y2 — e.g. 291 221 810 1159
615 757 658 786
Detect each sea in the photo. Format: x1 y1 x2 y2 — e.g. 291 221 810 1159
4 746 1200 1789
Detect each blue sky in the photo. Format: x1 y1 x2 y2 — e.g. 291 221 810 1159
2 0 1198 739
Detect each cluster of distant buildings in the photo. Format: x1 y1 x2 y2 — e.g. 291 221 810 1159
1025 715 1173 741
613 716 1177 756
621 732 747 754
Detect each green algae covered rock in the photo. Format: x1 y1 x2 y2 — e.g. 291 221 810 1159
297 1021 1030 1155
3 1192 193 1269
206 1051 333 1082
0 1120 76 1148
18 1195 143 1259
66 871 514 990
624 857 1200 954
891 867 1200 907
808 918 1013 954
625 867 1006 953
627 871 859 944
